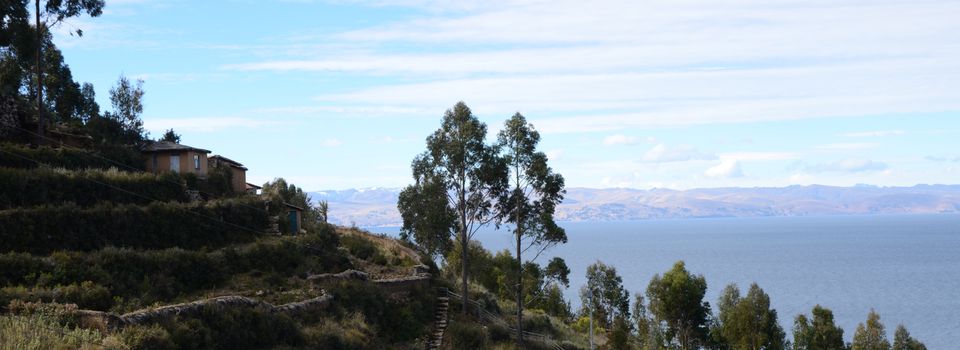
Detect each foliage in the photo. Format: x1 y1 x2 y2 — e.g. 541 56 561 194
159 128 180 143
0 233 348 311
0 142 143 170
712 283 787 350
495 112 567 341
0 198 270 254
646 261 711 350
892 324 926 350
316 200 328 223
0 313 104 349
793 305 846 350
580 260 630 330
105 74 147 142
397 101 509 310
447 319 488 349
0 166 188 208
262 177 321 234
852 309 890 350
327 280 434 343
118 324 177 350
0 281 112 310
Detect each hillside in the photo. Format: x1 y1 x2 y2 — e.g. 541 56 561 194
309 185 960 226
0 143 443 349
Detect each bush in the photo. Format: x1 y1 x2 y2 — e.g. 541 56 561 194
447 320 488 349
120 324 176 350
0 142 142 170
0 313 105 349
0 167 187 209
0 281 114 311
0 198 270 254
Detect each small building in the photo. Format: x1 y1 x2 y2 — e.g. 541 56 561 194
208 155 249 193
284 202 304 235
142 141 210 176
245 182 262 195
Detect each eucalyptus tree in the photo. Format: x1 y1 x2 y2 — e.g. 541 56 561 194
26 0 104 139
852 310 890 350
397 101 508 313
892 325 926 350
713 283 787 350
495 112 566 342
646 261 711 350
793 305 846 350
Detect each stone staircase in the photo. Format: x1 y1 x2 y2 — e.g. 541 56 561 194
427 290 450 350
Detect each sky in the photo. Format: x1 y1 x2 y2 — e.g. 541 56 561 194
51 0 960 191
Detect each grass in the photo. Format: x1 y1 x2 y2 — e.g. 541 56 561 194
0 313 105 350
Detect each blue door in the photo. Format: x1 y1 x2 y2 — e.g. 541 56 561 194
288 210 298 234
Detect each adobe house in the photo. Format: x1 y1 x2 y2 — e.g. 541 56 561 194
142 141 210 175
208 155 249 193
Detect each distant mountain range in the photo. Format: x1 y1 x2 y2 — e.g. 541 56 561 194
307 185 960 227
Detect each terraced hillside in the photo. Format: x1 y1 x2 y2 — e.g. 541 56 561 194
0 143 439 349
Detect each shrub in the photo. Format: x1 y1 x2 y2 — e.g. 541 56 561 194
447 320 488 349
0 313 105 349
0 281 114 311
120 324 176 350
0 198 270 254
0 167 187 209
0 142 142 170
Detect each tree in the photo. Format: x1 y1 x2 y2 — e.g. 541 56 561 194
793 305 845 350
397 101 508 313
892 325 926 350
852 309 890 350
160 128 180 143
545 256 570 288
317 200 329 223
397 161 456 258
581 261 630 330
29 0 105 140
108 74 145 138
646 261 711 350
713 283 786 350
495 112 567 344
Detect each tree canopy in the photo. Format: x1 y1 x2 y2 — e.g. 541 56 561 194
646 261 711 350
396 101 508 313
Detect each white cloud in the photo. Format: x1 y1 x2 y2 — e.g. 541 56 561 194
641 144 716 163
545 149 565 161
705 159 744 178
603 134 638 146
807 158 889 173
321 139 343 147
816 143 880 151
718 152 800 161
841 130 906 137
144 117 281 133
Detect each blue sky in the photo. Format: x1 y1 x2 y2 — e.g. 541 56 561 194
52 0 960 191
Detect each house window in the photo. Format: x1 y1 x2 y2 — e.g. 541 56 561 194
170 154 180 173
194 154 201 170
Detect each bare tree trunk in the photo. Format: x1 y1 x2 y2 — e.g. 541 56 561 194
515 156 523 346
460 185 468 315
35 0 44 145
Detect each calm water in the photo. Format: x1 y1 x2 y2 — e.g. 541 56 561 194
367 214 960 348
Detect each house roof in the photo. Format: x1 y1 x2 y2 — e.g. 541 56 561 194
245 182 262 190
210 155 248 170
283 202 305 211
142 141 211 154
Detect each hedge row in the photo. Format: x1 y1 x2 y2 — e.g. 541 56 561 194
0 232 347 310
0 143 143 171
0 198 270 254
0 167 188 209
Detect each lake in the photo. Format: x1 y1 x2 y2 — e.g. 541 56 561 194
367 214 960 348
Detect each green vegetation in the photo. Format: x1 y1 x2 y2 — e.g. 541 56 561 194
0 166 188 208
0 198 270 254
